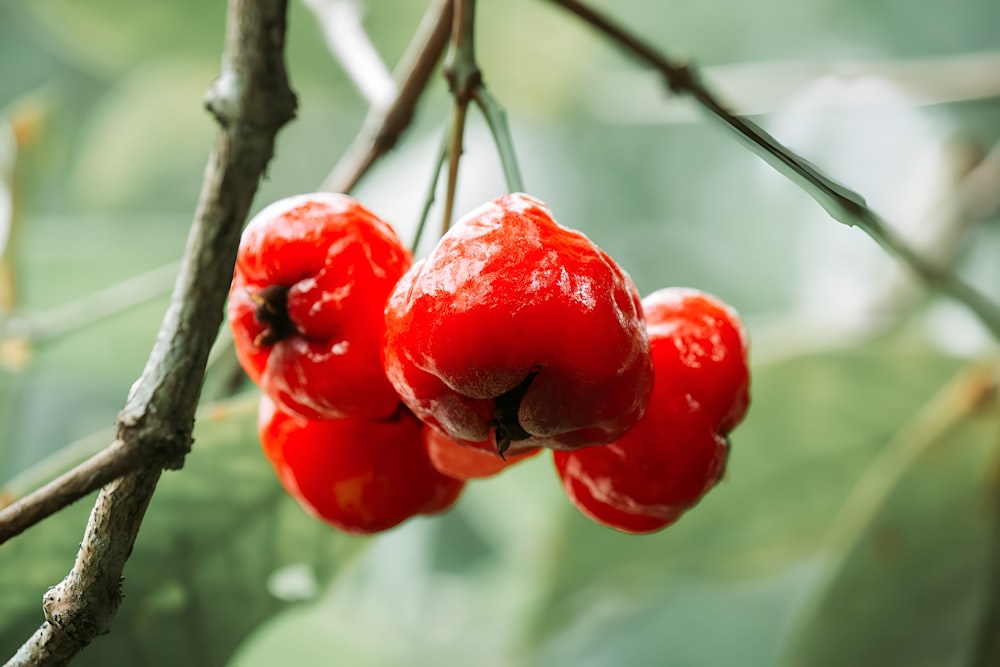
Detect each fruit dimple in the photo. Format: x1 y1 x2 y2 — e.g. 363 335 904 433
229 193 411 421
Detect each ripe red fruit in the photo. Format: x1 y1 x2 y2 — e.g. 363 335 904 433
559 469 678 534
642 288 750 434
229 193 411 421
423 426 540 481
258 395 464 535
554 287 749 534
554 394 728 534
383 193 653 454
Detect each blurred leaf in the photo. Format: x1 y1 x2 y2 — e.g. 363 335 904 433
231 458 565 667
778 360 1000 667
530 562 820 667
231 339 967 666
20 1 226 76
0 393 367 665
531 338 965 634
64 60 217 212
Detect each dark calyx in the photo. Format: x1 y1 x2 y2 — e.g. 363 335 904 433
490 370 539 458
250 284 295 346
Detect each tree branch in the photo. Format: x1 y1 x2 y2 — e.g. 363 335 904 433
6 0 296 663
320 0 453 193
548 0 1000 341
0 0 452 546
0 440 137 545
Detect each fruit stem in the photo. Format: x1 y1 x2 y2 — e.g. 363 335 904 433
440 98 468 238
412 113 452 254
473 86 524 194
443 0 481 102
439 0 479 237
436 0 527 236
248 284 295 346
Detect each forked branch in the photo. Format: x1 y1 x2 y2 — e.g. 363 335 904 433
6 0 296 663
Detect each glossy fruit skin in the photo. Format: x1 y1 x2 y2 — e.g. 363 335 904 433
229 193 411 421
554 395 728 534
258 395 464 535
554 288 750 534
423 426 540 481
642 288 750 434
383 193 654 453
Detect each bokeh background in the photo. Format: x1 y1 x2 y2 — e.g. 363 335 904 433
2 0 1000 664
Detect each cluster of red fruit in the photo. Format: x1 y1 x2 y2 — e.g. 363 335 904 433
228 192 750 535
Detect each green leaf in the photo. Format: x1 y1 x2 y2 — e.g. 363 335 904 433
230 456 567 667
231 339 967 667
529 339 965 639
529 562 820 667
0 393 368 665
778 360 1000 667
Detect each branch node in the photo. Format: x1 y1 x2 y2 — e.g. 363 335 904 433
663 62 695 95
204 70 242 128
444 63 482 101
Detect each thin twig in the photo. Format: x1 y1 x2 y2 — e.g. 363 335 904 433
0 440 138 545
436 0 526 233
320 0 453 193
441 100 469 236
412 118 451 253
305 0 396 107
588 51 1000 124
473 86 524 193
548 0 1000 341
6 0 296 663
0 261 178 343
438 0 479 235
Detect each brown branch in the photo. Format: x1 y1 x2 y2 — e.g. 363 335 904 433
0 0 452 546
438 0 477 235
0 440 140 545
548 0 1000 341
5 0 296 663
320 0 453 193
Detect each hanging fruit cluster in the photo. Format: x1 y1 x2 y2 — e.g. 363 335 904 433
229 192 750 535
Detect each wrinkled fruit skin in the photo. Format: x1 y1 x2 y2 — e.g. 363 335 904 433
383 193 654 453
423 426 540 481
229 193 411 421
554 287 750 534
258 395 464 535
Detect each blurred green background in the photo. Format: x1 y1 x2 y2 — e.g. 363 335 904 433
1 0 1000 664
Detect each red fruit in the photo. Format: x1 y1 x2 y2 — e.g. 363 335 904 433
559 472 675 534
642 288 750 434
554 394 728 534
423 426 540 481
554 287 749 534
258 395 464 535
229 193 411 421
383 193 653 454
